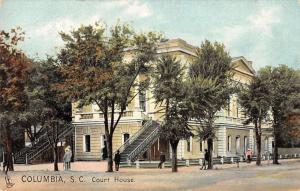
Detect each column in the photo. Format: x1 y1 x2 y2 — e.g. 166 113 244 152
249 129 254 150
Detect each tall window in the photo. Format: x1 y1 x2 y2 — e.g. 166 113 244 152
187 137 192 152
139 91 146 112
200 140 203 152
244 136 248 153
265 137 269 151
227 136 232 152
122 133 130 144
236 99 239 118
227 98 231 116
236 136 240 153
84 135 91 152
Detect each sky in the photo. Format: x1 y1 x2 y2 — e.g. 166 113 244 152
0 0 300 70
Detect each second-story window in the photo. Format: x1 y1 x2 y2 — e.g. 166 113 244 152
139 90 146 112
187 137 192 152
227 98 231 116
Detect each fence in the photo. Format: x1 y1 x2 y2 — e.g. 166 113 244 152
120 153 300 168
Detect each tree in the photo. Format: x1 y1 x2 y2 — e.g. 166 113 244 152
0 28 30 171
259 65 300 164
189 40 233 169
25 59 72 171
152 55 191 172
56 22 161 172
238 74 270 166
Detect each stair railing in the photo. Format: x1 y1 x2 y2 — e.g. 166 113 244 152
14 126 48 160
27 125 73 162
115 120 153 154
127 123 160 162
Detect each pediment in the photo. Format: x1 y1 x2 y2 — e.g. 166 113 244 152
231 57 255 76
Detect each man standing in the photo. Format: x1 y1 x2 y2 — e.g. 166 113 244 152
158 152 166 169
201 149 209 170
114 150 121 171
63 146 72 170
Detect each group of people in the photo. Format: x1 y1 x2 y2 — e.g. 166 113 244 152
199 148 253 170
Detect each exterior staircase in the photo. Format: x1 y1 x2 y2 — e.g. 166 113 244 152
14 125 73 164
117 120 160 163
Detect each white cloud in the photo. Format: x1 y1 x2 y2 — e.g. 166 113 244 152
114 0 153 18
248 6 281 37
33 17 78 37
209 6 283 69
0 0 3 8
213 6 282 46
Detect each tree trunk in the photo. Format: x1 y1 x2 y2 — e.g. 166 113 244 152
170 139 179 172
207 138 213 169
5 125 14 171
106 135 113 172
53 145 59 171
255 121 262 166
256 133 262 166
273 125 279 164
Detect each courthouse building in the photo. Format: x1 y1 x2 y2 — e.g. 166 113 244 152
72 38 274 162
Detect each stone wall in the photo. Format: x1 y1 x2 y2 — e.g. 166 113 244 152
74 121 142 161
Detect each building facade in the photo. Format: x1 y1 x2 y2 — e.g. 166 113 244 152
72 38 273 161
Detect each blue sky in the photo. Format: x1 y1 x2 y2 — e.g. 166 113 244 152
0 0 300 70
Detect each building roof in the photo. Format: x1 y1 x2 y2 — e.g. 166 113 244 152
158 38 255 75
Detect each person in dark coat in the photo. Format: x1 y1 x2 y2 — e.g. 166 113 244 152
201 149 209 170
158 152 166 169
114 150 121 171
102 142 107 160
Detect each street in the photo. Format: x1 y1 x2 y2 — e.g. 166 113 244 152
1 159 300 191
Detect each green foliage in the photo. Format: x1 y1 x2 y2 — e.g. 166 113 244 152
189 40 233 140
238 74 270 126
152 55 191 140
259 65 300 160
57 22 161 118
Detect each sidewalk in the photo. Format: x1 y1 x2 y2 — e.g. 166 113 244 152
11 158 300 173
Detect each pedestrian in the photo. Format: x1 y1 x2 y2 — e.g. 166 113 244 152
102 142 107 160
201 149 209 170
63 146 72 170
158 152 166 169
114 150 121 171
246 149 252 163
2 152 14 188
